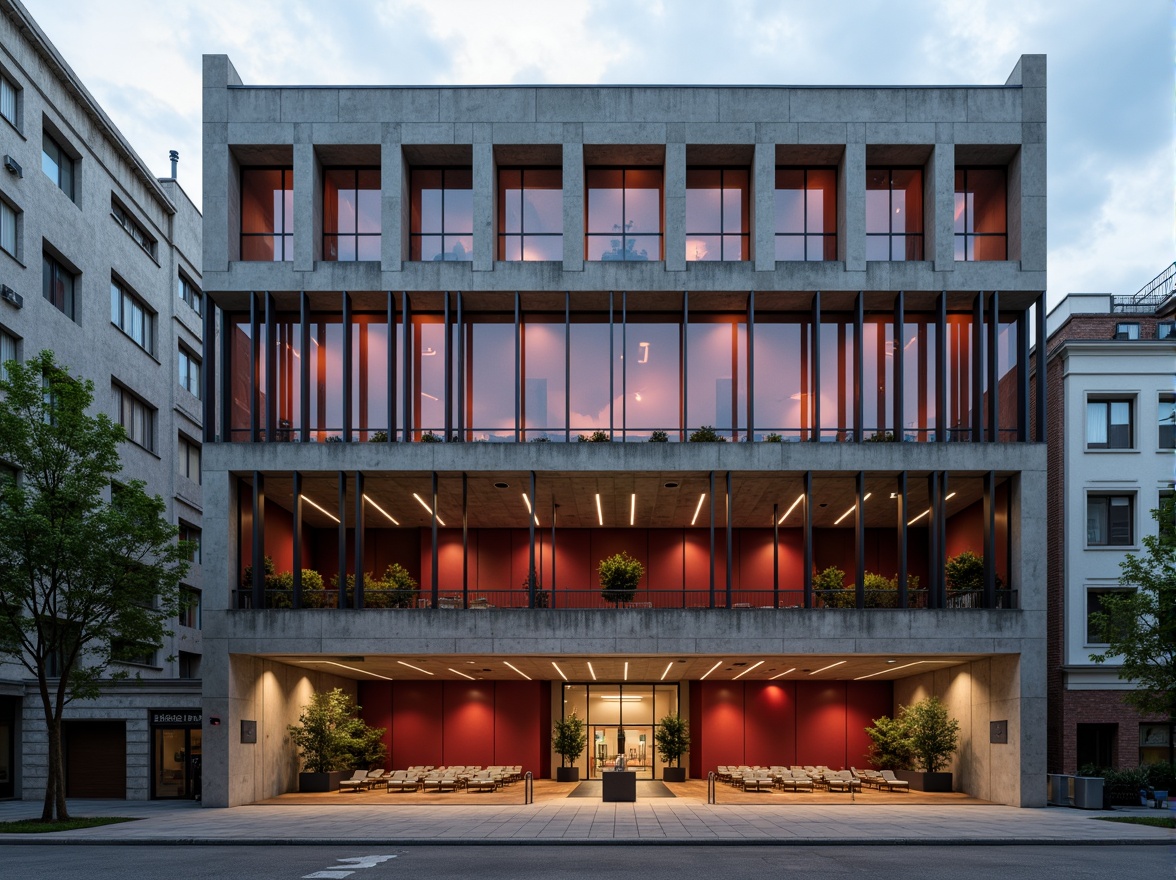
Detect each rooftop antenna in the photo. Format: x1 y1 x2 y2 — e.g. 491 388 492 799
169 150 179 179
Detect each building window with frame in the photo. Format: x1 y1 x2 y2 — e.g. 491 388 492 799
0 72 17 128
1159 394 1175 450
1086 398 1132 449
115 385 155 452
1140 723 1175 766
954 167 1007 260
110 279 155 355
586 167 662 261
685 167 748 261
178 522 202 565
178 347 201 399
42 131 75 201
240 167 293 261
1087 494 1133 546
410 167 472 261
0 198 17 258
1086 587 1130 644
1157 321 1174 340
0 328 16 383
866 167 923 260
42 252 75 319
178 273 202 317
498 167 562 261
179 435 201 484
111 199 156 259
1114 322 1139 340
178 587 201 629
323 167 381 261
775 167 836 261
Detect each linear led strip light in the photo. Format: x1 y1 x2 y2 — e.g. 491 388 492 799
691 493 707 526
298 659 392 680
413 492 447 526
833 493 871 526
301 495 340 523
907 492 956 525
363 494 399 525
854 660 954 681
522 493 539 526
595 493 604 526
778 494 804 525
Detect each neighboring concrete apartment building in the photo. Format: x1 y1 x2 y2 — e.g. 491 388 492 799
1043 264 1176 774
0 0 203 801
201 53 1048 807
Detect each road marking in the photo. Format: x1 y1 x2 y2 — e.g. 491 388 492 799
303 873 353 879
303 854 397 878
338 856 397 868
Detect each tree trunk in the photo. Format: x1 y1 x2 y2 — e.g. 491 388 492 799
36 673 70 822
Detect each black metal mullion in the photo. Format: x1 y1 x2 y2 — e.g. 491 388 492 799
988 291 999 442
803 471 813 608
462 473 469 608
342 291 352 441
609 292 615 439
354 471 365 609
773 502 779 608
565 292 570 443
682 291 689 440
1035 293 1047 442
972 292 984 442
337 472 348 609
747 290 755 440
457 292 464 440
855 471 865 608
249 292 259 442
514 292 521 442
431 471 439 608
444 291 452 441
812 291 821 441
204 303 217 443
936 292 947 443
387 291 396 442
292 471 302 609
251 472 265 609
403 293 412 440
1017 306 1030 442
528 471 537 608
708 470 715 609
894 291 904 440
897 471 908 609
622 292 627 440
854 291 864 441
983 470 996 608
725 471 733 609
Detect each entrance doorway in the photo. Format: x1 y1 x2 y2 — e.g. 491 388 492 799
591 725 654 778
149 710 203 799
560 683 679 780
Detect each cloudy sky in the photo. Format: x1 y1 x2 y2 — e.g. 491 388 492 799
21 0 1174 306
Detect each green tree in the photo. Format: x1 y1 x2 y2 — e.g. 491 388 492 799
901 696 960 773
552 711 588 768
598 552 644 605
1090 496 1176 719
0 352 190 822
864 713 914 769
287 688 387 773
653 714 691 767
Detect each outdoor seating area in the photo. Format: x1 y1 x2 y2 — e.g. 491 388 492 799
338 765 525 794
716 765 909 795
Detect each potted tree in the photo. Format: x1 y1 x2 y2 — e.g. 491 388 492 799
654 714 691 782
895 696 960 792
599 552 644 606
552 711 588 782
287 688 387 792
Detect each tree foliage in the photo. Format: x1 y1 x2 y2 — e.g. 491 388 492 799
0 352 190 821
287 688 387 773
1089 496 1176 719
552 711 588 767
653 714 691 767
598 551 644 605
864 696 960 772
865 713 914 769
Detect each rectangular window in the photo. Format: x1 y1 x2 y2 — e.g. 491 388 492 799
0 198 16 257
1087 494 1133 546
1086 399 1132 449
115 385 155 452
1160 394 1175 450
178 273 202 316
0 328 16 383
498 167 563 261
42 132 74 200
323 167 381 261
410 167 472 261
586 167 663 261
179 435 200 483
1114 322 1139 340
113 639 156 667
240 168 293 261
775 167 836 261
178 347 201 398
178 523 202 565
685 167 748 261
1157 322 1174 340
954 167 1007 260
111 199 156 258
0 73 16 127
1140 723 1174 766
110 279 155 354
42 252 75 319
178 587 201 629
1086 587 1130 644
866 167 923 260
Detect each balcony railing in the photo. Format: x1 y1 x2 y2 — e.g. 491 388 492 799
232 587 1018 611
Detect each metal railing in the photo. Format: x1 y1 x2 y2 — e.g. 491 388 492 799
1115 261 1176 314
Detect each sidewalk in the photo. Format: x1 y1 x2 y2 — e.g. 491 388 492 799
0 797 1172 845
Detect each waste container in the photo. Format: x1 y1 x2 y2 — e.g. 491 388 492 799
1047 774 1074 806
1073 776 1104 810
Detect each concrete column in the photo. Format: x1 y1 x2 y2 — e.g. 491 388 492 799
664 142 686 271
381 141 405 270
931 143 955 272
753 142 775 271
473 142 494 271
202 54 240 272
1017 56 1047 272
562 142 584 271
842 144 865 271
293 143 316 272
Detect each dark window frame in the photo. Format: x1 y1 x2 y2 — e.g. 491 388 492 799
111 198 157 259
239 166 294 262
497 166 563 261
774 165 838 262
0 196 17 258
114 383 156 453
685 166 749 262
1086 397 1133 450
1159 394 1175 451
0 71 19 129
41 131 75 201
42 251 76 320
409 166 473 262
322 165 382 262
953 165 1008 261
179 434 201 483
585 165 664 262
865 165 924 261
1086 493 1134 547
178 272 202 317
110 276 155 356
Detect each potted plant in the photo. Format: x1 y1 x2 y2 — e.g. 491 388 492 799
895 696 960 792
522 567 549 608
287 688 387 792
599 551 644 606
552 712 588 782
654 714 691 782
688 425 726 442
864 713 914 770
814 565 852 608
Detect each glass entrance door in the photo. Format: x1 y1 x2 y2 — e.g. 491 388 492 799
152 727 202 799
590 725 654 778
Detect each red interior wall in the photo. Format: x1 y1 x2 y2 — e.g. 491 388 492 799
846 681 893 769
443 682 495 766
744 682 797 766
697 683 745 772
389 680 444 768
358 681 393 769
796 682 848 768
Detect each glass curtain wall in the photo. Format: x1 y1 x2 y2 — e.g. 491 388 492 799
561 684 680 779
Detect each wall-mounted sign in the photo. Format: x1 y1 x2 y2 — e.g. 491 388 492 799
990 720 1008 744
150 710 202 726
241 720 257 744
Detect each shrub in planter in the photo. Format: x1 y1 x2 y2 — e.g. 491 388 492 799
288 688 386 790
599 552 644 605
552 712 588 782
865 714 914 770
688 425 726 442
649 430 669 442
901 696 960 773
764 433 784 442
419 431 443 442
814 566 853 608
945 550 984 592
368 430 389 442
578 430 611 443
654 715 691 782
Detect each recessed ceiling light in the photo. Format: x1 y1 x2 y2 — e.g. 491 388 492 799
886 659 898 664
664 482 679 489
494 482 509 489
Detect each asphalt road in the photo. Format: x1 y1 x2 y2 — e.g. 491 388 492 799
0 845 1170 880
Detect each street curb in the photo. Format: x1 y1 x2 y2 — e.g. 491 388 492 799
0 836 1172 846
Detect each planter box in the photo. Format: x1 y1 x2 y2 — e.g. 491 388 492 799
602 770 637 802
662 767 686 783
299 770 350 793
556 767 580 783
893 770 953 793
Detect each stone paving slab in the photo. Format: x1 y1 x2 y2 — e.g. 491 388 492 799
0 798 1171 845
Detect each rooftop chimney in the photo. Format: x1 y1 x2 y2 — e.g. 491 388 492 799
169 150 179 179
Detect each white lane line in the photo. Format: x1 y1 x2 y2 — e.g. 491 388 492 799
337 856 397 868
303 873 353 879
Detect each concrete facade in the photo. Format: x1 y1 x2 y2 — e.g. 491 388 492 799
1042 279 1176 772
201 54 1048 807
0 0 203 801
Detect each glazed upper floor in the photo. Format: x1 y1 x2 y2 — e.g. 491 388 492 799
201 55 1046 294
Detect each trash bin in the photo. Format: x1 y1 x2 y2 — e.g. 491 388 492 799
1073 776 1104 810
1047 774 1074 806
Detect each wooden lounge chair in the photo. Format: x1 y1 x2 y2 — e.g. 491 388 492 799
338 770 371 792
879 770 910 792
778 770 814 792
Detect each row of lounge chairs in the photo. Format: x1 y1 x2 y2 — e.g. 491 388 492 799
338 765 524 793
716 765 910 793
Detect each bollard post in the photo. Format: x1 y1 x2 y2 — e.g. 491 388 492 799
524 770 533 805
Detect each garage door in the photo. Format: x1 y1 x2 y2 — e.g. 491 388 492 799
65 721 126 798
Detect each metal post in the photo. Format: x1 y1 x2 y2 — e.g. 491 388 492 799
431 471 439 608
249 292 259 442
773 502 779 608
462 473 469 609
528 470 537 608
456 292 464 440
444 291 452 442
564 292 571 443
927 471 940 609
855 471 865 608
938 472 949 608
388 291 396 442
219 304 232 442
682 291 689 441
263 293 276 442
812 291 821 440
608 292 615 440
1035 293 1047 442
299 292 310 443
936 291 947 443
894 291 904 440
353 471 365 608
402 293 412 440
622 291 628 441
203 303 217 443
854 291 864 442
983 470 996 608
725 471 733 609
972 292 984 442
897 471 907 609
551 501 558 609
988 291 999 442
708 470 715 608
337 472 348 609
341 291 352 441
803 471 813 608
1017 306 1030 442
292 471 303 609
251 471 265 609
747 290 755 441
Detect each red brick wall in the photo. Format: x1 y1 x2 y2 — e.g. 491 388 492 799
1060 689 1163 772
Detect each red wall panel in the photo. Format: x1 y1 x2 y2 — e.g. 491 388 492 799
846 682 893 769
796 682 848 768
493 681 549 774
358 682 393 769
390 681 444 768
698 683 745 771
443 682 495 766
744 682 796 766
647 530 684 595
